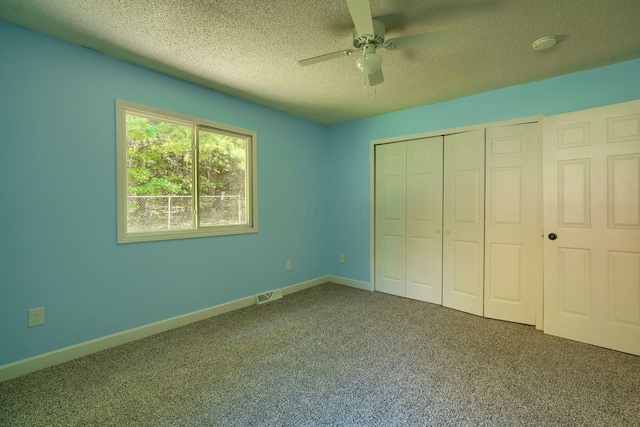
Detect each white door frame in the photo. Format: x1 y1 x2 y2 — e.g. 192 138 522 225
370 115 544 329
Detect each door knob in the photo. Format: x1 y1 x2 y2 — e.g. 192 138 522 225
444 230 450 234
548 233 558 240
436 229 441 234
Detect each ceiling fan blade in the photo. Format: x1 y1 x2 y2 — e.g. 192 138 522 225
385 30 451 50
347 0 374 36
298 49 357 66
368 69 384 86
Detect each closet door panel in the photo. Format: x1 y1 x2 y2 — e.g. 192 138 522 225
484 123 539 325
406 137 443 303
375 142 407 297
443 130 485 316
452 239 482 295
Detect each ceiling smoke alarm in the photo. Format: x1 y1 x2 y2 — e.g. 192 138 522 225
532 36 558 51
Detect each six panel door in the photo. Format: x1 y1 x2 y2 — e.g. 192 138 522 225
543 99 640 355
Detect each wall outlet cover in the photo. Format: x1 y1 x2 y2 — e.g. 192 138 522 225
28 307 45 327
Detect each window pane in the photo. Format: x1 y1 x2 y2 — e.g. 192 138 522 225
117 99 257 243
125 114 194 232
198 129 247 227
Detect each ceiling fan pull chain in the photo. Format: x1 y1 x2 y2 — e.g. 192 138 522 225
363 46 368 90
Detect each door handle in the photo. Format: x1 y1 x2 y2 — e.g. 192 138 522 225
435 229 441 234
444 230 450 234
548 233 558 240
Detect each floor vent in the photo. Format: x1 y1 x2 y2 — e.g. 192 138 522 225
255 289 283 305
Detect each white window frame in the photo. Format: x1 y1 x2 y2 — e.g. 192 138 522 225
116 99 258 243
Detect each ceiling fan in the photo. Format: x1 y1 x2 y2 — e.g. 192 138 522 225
298 0 451 86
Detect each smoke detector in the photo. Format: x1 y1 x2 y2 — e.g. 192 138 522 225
532 36 557 51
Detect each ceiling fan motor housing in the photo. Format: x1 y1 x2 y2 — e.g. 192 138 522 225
352 19 385 48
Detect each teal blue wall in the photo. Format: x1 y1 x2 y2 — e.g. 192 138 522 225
2 18 640 367
326 58 640 281
0 21 329 366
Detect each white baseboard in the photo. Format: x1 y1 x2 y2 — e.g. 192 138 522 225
281 275 330 295
0 277 328 383
329 275 373 291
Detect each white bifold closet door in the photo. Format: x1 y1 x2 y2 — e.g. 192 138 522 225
543 99 640 355
483 123 540 325
442 129 486 316
375 124 540 325
375 142 406 297
375 136 444 304
407 138 444 303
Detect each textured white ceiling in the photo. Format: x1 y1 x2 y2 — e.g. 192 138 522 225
1 0 639 125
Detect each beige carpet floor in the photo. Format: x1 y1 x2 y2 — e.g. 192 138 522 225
1 283 639 426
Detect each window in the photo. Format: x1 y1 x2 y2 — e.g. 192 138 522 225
116 100 257 243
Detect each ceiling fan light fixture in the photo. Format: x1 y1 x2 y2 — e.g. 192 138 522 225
356 52 383 74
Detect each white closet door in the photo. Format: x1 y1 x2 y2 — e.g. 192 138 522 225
443 129 485 316
484 123 539 325
375 142 407 297
406 137 443 304
543 99 640 355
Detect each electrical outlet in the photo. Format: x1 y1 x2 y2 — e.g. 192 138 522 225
339 254 345 263
286 260 292 271
28 307 45 327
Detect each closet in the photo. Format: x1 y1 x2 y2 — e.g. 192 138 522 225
374 121 540 325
